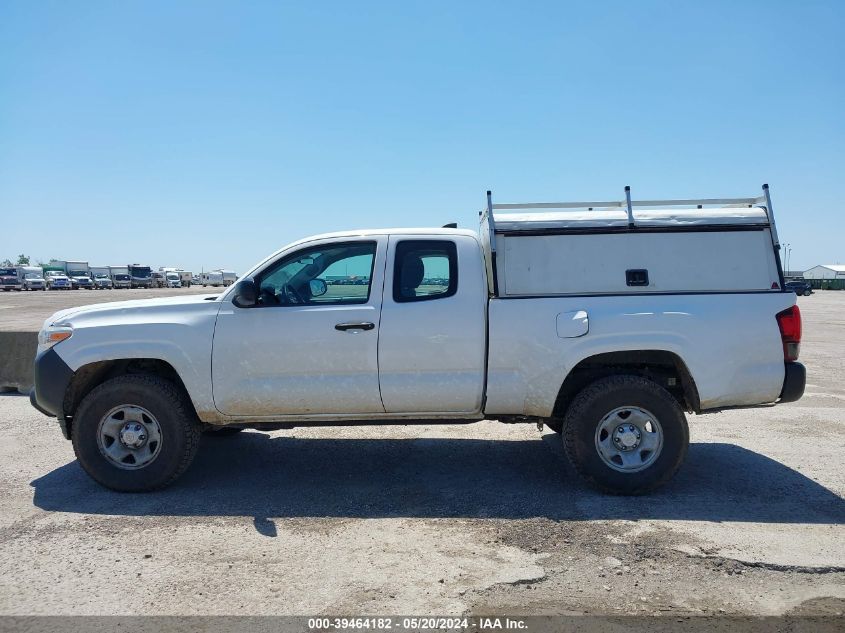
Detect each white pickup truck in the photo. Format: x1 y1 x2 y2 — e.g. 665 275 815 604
30 186 805 494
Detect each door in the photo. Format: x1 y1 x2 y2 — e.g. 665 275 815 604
377 235 488 414
212 237 386 416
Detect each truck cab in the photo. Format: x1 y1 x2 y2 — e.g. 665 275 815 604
213 230 486 417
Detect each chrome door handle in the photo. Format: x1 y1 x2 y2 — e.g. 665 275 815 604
335 322 375 331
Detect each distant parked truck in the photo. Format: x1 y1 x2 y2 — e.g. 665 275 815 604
165 272 182 288
128 264 153 289
0 266 22 291
50 260 93 290
44 270 72 290
151 271 166 288
90 267 114 289
160 268 192 287
18 266 46 291
108 266 131 289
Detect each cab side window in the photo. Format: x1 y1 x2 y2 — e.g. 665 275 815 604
258 242 376 306
393 240 457 303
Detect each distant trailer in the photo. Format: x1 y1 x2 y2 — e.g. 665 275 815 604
220 270 237 286
201 271 225 287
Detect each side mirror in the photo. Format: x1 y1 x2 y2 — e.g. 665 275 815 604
309 278 328 297
231 278 257 308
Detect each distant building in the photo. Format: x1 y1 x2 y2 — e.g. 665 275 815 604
803 264 845 290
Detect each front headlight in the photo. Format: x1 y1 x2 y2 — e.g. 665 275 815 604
37 326 73 353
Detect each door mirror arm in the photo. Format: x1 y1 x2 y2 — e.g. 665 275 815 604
231 278 258 308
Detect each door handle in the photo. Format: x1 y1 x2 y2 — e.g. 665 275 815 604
335 322 375 331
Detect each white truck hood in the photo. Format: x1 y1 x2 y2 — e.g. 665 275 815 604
45 294 221 327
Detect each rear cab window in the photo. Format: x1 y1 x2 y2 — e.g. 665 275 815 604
392 240 457 303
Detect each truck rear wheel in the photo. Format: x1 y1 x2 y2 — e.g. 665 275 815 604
71 374 202 492
561 375 688 495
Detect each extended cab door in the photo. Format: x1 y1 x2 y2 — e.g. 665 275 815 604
377 234 487 414
211 237 387 417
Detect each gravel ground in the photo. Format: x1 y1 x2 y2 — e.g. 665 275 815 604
0 292 842 617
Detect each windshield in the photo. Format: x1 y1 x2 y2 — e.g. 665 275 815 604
25 273 42 279
166 274 179 280
132 268 151 278
0 268 15 276
95 274 109 279
115 274 130 281
68 270 88 277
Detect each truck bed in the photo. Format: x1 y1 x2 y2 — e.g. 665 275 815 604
484 292 795 416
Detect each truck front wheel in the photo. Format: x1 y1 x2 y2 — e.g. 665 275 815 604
561 375 688 495
71 374 202 492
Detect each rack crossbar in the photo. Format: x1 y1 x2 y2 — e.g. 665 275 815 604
492 196 765 211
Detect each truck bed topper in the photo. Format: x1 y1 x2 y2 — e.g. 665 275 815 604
479 184 784 297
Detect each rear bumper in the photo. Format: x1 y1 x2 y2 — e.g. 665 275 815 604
779 362 806 403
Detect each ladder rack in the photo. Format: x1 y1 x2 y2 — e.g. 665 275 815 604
482 184 781 248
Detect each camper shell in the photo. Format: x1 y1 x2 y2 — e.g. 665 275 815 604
480 186 783 297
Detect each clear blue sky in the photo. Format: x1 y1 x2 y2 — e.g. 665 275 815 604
1 0 842 274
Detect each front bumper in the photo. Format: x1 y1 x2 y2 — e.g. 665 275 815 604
30 348 75 424
779 362 806 403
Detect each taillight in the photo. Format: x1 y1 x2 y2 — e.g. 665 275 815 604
776 305 802 361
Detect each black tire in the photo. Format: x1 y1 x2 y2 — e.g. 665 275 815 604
804 290 812 296
562 375 688 495
72 374 202 492
203 426 244 436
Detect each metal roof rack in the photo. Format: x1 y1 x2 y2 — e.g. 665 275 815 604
483 184 780 250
